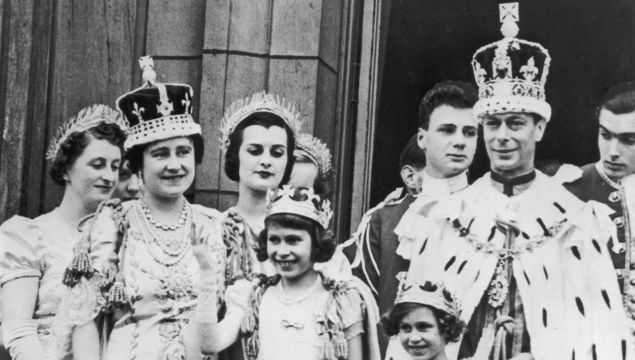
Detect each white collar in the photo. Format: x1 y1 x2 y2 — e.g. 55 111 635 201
419 170 469 197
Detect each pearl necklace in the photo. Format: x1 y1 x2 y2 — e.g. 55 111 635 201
140 199 189 231
137 201 192 266
278 276 321 305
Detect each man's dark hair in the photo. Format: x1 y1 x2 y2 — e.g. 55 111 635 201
398 134 426 170
597 81 635 117
418 80 478 129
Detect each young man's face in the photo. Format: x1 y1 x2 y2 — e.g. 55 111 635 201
482 112 546 178
417 105 478 178
597 108 635 181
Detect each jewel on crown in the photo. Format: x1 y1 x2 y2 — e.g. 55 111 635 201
219 91 302 154
46 104 129 161
295 133 333 176
394 273 461 318
471 2 552 122
266 185 333 230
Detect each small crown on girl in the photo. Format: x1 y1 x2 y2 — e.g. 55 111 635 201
46 104 128 161
219 91 302 154
295 133 333 176
394 273 461 318
266 185 333 229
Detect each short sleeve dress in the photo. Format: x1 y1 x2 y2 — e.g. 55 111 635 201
0 211 80 360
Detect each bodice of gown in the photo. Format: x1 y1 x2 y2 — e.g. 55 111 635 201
257 279 364 360
102 201 226 360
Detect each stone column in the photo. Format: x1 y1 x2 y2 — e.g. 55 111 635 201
197 0 343 210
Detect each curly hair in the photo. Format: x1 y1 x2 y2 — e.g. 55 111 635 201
381 302 465 343
256 213 336 263
293 152 333 200
418 80 478 130
224 112 296 184
125 134 204 174
49 122 126 185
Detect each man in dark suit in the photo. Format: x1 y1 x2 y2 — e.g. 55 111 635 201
351 81 478 356
565 81 635 301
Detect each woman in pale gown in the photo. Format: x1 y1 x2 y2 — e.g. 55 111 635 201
59 57 248 360
0 104 126 360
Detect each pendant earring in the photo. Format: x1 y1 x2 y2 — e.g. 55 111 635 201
138 171 144 184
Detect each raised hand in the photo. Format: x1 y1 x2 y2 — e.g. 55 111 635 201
190 222 213 272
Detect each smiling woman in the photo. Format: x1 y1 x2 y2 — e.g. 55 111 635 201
0 104 126 360
53 57 234 360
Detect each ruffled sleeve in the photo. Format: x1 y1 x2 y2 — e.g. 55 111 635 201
0 216 46 286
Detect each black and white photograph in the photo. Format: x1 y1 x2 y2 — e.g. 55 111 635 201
0 1 634 359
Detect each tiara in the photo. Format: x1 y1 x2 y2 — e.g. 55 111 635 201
46 104 128 161
219 91 302 154
295 133 333 176
266 185 333 229
394 273 461 318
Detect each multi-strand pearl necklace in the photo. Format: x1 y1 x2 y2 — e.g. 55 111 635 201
138 199 192 266
140 199 189 231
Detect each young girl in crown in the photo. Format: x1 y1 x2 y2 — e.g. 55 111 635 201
191 186 380 360
382 278 465 360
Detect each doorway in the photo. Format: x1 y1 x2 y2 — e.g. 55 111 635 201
368 0 635 205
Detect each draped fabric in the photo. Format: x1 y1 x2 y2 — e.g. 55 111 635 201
401 172 632 360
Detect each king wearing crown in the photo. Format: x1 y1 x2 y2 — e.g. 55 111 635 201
403 4 632 360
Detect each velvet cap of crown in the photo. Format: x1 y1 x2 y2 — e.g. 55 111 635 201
472 3 552 122
266 185 333 230
117 56 201 150
394 273 461 318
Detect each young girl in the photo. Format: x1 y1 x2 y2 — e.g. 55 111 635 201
192 186 380 360
382 278 465 360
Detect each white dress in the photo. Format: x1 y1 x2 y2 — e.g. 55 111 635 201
255 277 365 360
0 210 80 360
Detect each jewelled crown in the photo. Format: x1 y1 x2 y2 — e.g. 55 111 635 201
295 133 333 176
117 56 201 150
472 3 552 122
46 104 128 161
395 273 461 318
266 185 333 230
219 91 301 154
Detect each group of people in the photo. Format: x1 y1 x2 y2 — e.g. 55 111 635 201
1 9 635 360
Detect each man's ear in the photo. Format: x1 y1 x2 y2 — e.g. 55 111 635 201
400 165 418 192
417 127 427 151
534 118 547 142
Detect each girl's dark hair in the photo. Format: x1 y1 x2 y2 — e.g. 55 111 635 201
381 302 465 343
293 152 333 200
49 122 126 185
126 133 204 174
224 112 296 184
256 213 336 263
